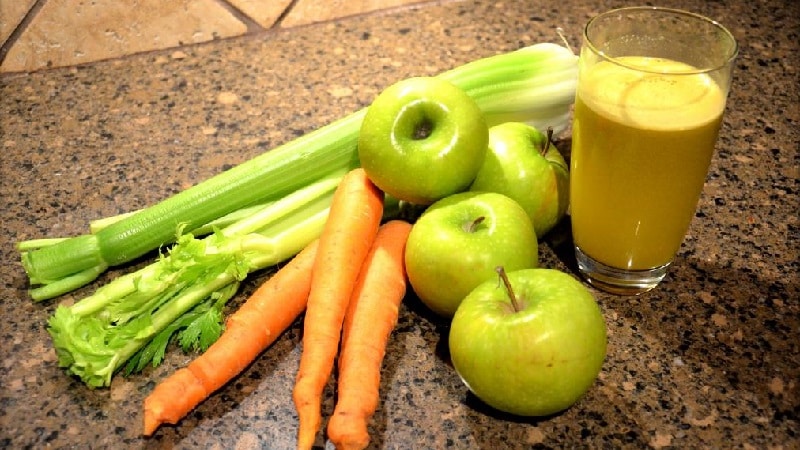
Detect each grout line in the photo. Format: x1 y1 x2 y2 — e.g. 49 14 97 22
0 0 48 68
0 0 448 78
272 0 441 30
215 0 268 33
273 0 302 29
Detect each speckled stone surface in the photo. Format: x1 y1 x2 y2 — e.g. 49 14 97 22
1 0 798 448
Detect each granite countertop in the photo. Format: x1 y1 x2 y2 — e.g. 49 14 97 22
1 0 798 448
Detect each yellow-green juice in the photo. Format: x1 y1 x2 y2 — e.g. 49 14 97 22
570 56 726 270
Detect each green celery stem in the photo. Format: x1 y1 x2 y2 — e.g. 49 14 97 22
22 234 106 285
28 265 108 302
21 111 363 286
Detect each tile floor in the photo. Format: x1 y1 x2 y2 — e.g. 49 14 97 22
0 0 433 74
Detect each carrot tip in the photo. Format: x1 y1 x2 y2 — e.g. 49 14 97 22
142 408 161 437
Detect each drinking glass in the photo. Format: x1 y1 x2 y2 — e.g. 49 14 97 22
569 7 738 295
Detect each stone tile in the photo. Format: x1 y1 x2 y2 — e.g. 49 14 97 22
0 0 37 45
0 0 248 73
226 0 294 29
280 0 429 27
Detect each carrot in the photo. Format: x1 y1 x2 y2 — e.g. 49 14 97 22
293 168 384 450
142 239 319 437
326 220 412 450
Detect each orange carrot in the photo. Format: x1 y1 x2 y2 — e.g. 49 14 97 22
326 220 412 450
142 239 319 436
293 168 384 450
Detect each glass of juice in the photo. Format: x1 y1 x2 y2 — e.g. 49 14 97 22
569 7 738 295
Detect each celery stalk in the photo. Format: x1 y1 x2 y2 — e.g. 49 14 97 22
48 178 335 387
21 114 362 300
20 42 578 300
16 238 71 251
439 43 578 131
88 211 138 234
88 203 274 236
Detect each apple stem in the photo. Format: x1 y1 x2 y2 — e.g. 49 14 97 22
495 266 521 313
540 126 554 157
413 118 434 140
467 216 486 233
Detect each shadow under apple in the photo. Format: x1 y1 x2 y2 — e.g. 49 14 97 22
462 390 567 425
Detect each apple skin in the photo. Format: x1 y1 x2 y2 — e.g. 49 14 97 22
449 268 607 417
469 122 569 239
404 191 538 318
358 76 489 205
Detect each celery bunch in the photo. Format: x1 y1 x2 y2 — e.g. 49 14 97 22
22 43 578 387
49 177 337 387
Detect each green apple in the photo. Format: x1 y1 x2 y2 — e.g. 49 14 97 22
404 191 538 318
449 267 607 417
358 76 489 205
469 122 569 238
